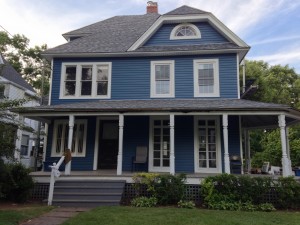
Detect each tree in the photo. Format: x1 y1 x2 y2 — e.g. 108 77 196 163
241 60 300 167
0 31 50 96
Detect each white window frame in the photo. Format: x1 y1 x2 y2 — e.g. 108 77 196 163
60 62 112 99
170 23 201 40
193 59 220 97
51 119 87 157
150 60 175 98
194 116 222 173
149 116 170 172
20 134 30 157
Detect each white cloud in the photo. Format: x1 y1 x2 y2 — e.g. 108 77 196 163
250 35 300 46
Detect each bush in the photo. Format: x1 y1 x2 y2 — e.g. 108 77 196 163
131 196 157 207
154 174 186 205
178 200 195 209
276 177 300 209
1 163 34 203
201 174 290 211
132 173 187 205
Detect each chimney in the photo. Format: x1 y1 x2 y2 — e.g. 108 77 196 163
147 1 158 14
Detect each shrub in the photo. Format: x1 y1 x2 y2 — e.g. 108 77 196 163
177 200 195 209
132 173 187 205
3 163 34 203
154 174 186 205
201 174 289 211
275 177 300 209
131 196 157 207
257 203 276 212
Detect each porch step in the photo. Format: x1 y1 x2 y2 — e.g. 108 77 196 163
52 180 125 207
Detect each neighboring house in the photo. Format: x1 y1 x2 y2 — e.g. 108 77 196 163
18 3 300 176
0 54 40 168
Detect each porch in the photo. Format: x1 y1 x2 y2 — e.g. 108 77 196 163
18 99 300 177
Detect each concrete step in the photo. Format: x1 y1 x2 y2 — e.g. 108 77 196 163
53 192 123 201
55 180 125 188
54 186 123 193
52 199 120 207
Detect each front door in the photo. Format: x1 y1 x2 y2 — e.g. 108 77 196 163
150 118 170 172
98 120 119 169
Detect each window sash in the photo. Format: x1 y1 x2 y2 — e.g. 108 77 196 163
151 61 174 98
20 135 29 156
61 63 111 98
194 59 219 97
52 120 87 157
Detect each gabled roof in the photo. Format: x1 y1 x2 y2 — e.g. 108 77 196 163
0 55 35 93
42 5 249 59
164 5 208 15
45 14 160 55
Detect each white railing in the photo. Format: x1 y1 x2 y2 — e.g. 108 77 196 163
47 156 65 206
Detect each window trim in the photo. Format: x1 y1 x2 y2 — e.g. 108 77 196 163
20 134 30 157
51 119 87 157
170 23 201 40
60 62 112 99
193 59 220 97
150 60 175 98
194 116 222 173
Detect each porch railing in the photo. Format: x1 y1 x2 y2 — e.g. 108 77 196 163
47 156 65 205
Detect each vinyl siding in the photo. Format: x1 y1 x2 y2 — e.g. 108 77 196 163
51 54 237 105
144 22 228 46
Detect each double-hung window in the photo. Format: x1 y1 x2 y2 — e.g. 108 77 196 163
193 59 219 97
51 120 87 157
151 60 175 98
61 62 112 99
20 135 29 156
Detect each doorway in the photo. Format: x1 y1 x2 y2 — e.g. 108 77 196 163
98 120 119 169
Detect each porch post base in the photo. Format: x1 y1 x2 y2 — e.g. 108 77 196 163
65 162 71 175
282 157 292 177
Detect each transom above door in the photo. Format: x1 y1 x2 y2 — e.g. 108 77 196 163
194 116 221 173
149 117 170 172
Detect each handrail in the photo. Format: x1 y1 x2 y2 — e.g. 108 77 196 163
47 156 65 206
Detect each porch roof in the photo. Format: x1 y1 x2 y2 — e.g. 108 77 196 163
15 99 300 128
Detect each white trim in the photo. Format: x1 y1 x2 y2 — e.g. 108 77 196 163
194 115 221 173
48 59 53 105
237 54 240 99
117 114 124 175
51 119 87 157
170 23 201 40
59 62 112 99
150 60 175 98
239 115 244 174
148 116 170 172
128 14 249 51
193 59 220 97
93 116 119 171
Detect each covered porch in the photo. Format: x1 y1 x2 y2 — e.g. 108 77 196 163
18 99 300 177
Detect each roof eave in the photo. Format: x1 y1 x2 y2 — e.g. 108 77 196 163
41 48 250 61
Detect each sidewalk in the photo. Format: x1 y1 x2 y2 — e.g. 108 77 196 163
20 207 91 225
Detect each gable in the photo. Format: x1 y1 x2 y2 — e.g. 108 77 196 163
144 22 228 46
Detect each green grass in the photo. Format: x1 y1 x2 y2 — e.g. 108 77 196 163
62 206 300 225
0 205 54 225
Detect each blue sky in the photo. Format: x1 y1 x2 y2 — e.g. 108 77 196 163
1 0 300 73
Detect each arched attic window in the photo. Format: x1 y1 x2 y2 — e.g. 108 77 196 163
170 23 201 40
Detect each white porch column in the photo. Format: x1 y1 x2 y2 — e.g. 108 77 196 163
222 114 230 173
117 114 124 175
65 115 74 175
246 130 251 173
170 114 175 175
14 115 24 161
286 127 291 160
278 115 292 177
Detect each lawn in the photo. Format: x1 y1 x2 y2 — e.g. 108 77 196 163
0 204 53 225
62 206 300 225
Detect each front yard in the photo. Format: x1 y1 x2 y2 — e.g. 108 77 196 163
0 204 53 225
62 206 300 225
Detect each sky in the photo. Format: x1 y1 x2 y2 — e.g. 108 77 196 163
0 0 300 73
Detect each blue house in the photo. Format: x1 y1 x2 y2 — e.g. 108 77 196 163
21 3 300 177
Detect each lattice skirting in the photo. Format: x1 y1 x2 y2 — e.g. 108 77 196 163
31 183 280 207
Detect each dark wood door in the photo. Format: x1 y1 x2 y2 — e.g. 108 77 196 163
98 120 119 169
